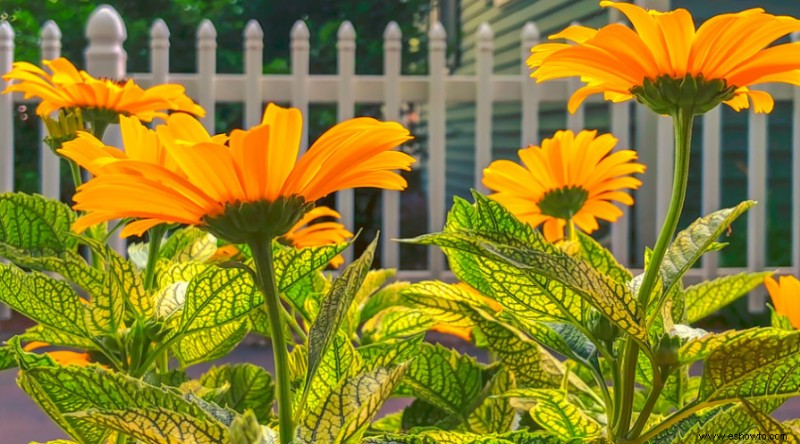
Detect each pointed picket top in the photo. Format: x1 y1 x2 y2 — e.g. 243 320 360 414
150 18 170 39
291 20 310 40
0 21 12 41
477 22 493 41
86 5 127 42
521 21 539 41
384 21 401 40
197 19 217 40
338 20 356 40
244 20 263 40
41 20 61 41
429 21 446 40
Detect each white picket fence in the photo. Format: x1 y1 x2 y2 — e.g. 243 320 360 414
1 5 798 317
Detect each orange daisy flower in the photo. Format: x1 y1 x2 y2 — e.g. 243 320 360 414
62 103 414 243
529 2 800 115
281 206 353 268
482 130 645 242
3 57 204 120
765 275 800 329
22 341 92 367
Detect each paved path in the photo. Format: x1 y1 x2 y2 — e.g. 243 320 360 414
1 342 798 443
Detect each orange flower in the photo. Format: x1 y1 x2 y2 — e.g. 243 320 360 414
61 103 414 243
22 342 92 367
281 206 353 268
3 57 204 120
765 275 800 329
529 2 800 114
59 113 225 237
483 130 645 242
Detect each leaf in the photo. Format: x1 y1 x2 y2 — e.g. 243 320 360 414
401 281 495 329
200 364 274 423
482 241 646 343
173 319 250 367
229 410 278 444
0 192 77 253
361 306 435 343
505 389 602 440
304 333 361 414
0 264 89 337
675 399 784 443
69 407 228 444
683 272 772 323
296 365 407 444
399 343 487 419
363 430 566 443
154 282 189 320
17 356 223 444
19 324 96 350
742 399 800 442
467 368 516 433
679 327 781 364
274 240 349 295
159 227 218 263
0 345 14 371
358 334 424 370
305 237 376 399
661 201 755 298
343 268 396 334
410 231 580 324
157 262 211 288
179 266 259 335
699 329 800 402
505 313 599 370
473 316 564 390
359 281 411 323
576 232 632 284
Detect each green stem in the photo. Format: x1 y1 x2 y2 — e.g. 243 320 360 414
281 304 307 342
143 224 167 291
250 237 294 444
567 218 577 242
627 371 665 438
67 159 83 190
615 109 695 440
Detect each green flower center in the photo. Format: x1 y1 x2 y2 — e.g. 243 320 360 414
630 74 737 116
537 185 588 220
203 196 313 244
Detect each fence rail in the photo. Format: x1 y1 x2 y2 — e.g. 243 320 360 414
1 5 798 316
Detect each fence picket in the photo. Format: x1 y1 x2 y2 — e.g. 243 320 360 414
474 23 493 195
747 109 768 312
427 22 447 279
610 102 631 265
291 21 310 153
520 22 539 147
197 19 217 133
150 19 170 84
336 21 356 265
701 107 722 279
0 20 11 321
40 21 61 200
381 22 402 270
244 20 263 129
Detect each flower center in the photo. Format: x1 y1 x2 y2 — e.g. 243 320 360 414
202 196 313 244
537 185 589 220
631 74 737 116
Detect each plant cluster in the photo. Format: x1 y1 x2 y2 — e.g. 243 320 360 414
2 2 800 443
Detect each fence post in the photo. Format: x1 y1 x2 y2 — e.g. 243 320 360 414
40 21 62 200
381 21 402 270
291 21 310 153
474 23 493 195
85 5 127 254
197 20 217 132
428 22 447 279
520 22 539 147
0 20 11 321
244 20 263 129
337 21 356 264
150 19 170 84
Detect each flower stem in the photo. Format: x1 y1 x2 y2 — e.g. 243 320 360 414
143 224 167 291
627 370 664 438
249 237 294 444
67 159 83 190
615 109 694 440
567 218 577 242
